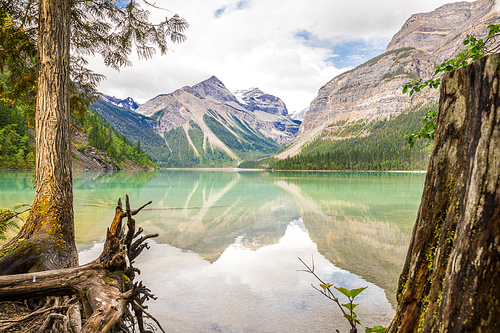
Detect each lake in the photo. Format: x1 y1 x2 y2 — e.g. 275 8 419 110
0 170 425 332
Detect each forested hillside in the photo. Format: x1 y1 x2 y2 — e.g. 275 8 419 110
92 100 172 166
241 103 435 171
0 102 34 169
75 110 156 169
0 100 156 169
94 97 286 167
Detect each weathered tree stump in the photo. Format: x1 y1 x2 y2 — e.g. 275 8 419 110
0 196 160 333
388 54 500 332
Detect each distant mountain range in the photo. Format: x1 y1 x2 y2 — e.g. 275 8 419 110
95 0 496 170
100 94 140 111
97 77 299 167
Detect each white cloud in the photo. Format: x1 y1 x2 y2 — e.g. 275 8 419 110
88 0 471 112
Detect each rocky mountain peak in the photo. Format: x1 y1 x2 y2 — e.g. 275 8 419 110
278 0 498 160
190 75 238 104
289 107 308 122
233 87 289 116
386 0 495 53
100 94 140 111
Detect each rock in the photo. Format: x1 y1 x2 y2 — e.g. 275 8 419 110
282 0 498 159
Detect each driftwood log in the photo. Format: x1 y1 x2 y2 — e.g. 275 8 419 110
0 196 160 333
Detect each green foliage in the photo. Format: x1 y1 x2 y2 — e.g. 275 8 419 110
164 126 199 167
402 24 500 146
338 82 361 92
0 238 25 258
203 114 244 151
299 257 386 333
365 325 387 333
203 112 282 162
237 160 264 169
271 103 436 171
0 203 30 241
77 108 156 168
93 100 171 167
0 0 189 122
0 102 34 169
163 122 235 168
405 110 437 147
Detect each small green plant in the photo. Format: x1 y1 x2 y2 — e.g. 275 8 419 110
365 325 387 333
298 256 387 333
0 238 25 258
0 203 30 240
402 24 500 146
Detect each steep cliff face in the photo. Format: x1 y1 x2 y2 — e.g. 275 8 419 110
281 0 498 159
299 47 434 133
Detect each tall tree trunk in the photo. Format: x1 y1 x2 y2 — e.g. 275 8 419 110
388 54 500 332
0 0 77 274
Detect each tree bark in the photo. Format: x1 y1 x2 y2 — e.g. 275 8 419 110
388 54 500 332
0 0 77 273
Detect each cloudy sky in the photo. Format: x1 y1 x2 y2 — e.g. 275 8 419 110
88 0 469 113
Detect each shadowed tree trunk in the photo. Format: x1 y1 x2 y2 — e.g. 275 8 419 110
0 0 77 273
388 54 500 332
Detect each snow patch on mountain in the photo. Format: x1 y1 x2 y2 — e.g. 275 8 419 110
289 107 308 121
232 87 288 116
100 94 140 111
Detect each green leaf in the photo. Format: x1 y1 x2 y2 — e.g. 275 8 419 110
350 286 368 298
334 286 351 298
320 283 333 289
365 325 387 333
342 303 359 310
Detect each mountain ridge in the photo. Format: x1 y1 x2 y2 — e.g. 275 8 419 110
100 94 141 111
94 76 298 167
276 0 498 160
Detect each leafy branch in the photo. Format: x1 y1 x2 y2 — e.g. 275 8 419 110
403 24 500 97
402 24 500 146
0 203 30 240
298 256 386 333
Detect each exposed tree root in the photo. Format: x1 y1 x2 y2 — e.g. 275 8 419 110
0 196 163 333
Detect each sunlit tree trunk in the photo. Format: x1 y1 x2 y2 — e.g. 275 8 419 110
0 0 77 274
388 54 500 332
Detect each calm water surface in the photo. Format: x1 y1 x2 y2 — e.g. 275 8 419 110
0 170 425 332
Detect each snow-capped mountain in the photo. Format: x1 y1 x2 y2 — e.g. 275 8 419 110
233 87 288 116
289 107 308 122
100 94 140 111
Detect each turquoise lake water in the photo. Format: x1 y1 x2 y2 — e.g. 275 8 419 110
0 170 426 332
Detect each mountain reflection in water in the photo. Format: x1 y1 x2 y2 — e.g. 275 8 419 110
0 170 425 332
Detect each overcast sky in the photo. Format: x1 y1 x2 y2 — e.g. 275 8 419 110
88 0 470 113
